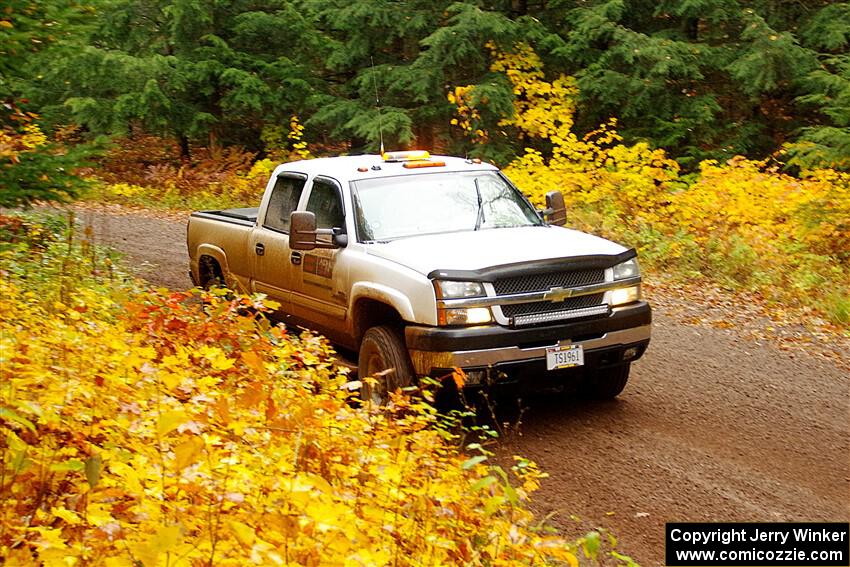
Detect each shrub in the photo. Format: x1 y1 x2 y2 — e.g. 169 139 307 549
1 217 587 566
453 45 850 325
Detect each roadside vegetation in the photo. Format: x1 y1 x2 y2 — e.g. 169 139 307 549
40 44 850 327
1 214 635 565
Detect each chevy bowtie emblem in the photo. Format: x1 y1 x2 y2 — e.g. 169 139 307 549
543 286 574 302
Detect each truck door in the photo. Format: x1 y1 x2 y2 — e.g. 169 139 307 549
250 172 307 312
288 176 350 337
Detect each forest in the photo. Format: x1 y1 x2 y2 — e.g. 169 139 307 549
2 0 848 165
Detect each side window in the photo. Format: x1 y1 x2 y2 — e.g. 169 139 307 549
306 179 345 230
263 175 306 232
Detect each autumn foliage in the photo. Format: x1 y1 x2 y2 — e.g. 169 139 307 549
455 45 850 325
84 116 316 211
0 102 92 208
0 218 586 566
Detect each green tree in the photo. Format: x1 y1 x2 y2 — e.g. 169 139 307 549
302 0 521 155
536 0 830 166
786 3 850 170
16 0 849 170
32 0 324 154
1 0 95 207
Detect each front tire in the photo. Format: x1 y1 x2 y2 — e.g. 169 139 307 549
358 326 414 405
582 362 631 399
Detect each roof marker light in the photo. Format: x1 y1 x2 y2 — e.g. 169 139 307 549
403 160 446 169
357 166 368 172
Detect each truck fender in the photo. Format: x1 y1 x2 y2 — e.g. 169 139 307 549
196 244 230 283
350 282 417 323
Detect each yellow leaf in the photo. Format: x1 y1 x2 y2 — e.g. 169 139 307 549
131 525 181 567
211 355 235 371
241 350 266 374
161 371 182 390
173 435 204 470
104 557 136 567
86 503 115 527
0 20 13 28
109 461 144 495
157 410 186 437
229 520 255 549
51 506 82 526
31 527 68 550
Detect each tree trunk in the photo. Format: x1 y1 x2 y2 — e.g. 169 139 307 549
178 135 191 160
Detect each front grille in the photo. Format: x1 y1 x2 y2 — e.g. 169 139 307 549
501 293 605 318
493 269 605 295
512 304 610 327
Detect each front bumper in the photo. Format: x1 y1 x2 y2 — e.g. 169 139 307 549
405 301 651 376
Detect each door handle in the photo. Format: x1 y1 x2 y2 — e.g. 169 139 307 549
255 243 265 256
290 251 302 265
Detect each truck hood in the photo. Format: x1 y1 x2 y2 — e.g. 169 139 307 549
365 225 627 275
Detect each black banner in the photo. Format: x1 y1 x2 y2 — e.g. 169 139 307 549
666 522 850 566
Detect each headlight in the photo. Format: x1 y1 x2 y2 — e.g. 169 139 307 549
613 258 640 280
437 307 493 326
434 280 485 299
610 285 641 306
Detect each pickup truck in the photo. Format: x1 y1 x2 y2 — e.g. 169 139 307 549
187 151 651 403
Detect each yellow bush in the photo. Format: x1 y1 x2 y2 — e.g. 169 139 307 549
104 182 148 198
227 158 277 201
457 44 849 323
0 243 581 565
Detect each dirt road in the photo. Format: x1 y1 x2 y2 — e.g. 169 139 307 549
70 204 849 566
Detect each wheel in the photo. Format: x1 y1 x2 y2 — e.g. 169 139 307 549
581 362 631 399
202 273 224 289
358 326 414 405
199 257 225 289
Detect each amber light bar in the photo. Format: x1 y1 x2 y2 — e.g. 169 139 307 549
403 160 446 169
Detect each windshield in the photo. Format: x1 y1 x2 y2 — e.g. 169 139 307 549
351 171 542 242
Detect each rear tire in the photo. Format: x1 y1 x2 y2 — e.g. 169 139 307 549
199 257 225 290
582 362 631 399
358 326 414 405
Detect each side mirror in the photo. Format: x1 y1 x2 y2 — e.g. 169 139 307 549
545 190 567 226
290 211 346 250
290 211 318 250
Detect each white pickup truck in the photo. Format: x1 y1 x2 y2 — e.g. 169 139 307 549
187 151 650 402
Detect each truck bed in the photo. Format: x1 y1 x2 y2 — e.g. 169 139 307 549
191 207 259 226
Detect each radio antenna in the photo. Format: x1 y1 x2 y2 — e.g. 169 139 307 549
370 56 385 155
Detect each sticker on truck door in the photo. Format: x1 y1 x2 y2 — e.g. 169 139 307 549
303 254 333 278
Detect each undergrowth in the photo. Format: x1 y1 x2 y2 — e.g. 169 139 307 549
0 214 636 565
82 71 850 327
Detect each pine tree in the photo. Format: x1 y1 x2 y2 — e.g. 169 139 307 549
1 0 95 207
31 0 325 153
787 3 850 170
302 0 521 153
539 0 832 166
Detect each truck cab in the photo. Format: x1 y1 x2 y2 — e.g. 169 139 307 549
187 151 650 402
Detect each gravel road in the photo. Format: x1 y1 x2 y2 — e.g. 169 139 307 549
69 204 849 566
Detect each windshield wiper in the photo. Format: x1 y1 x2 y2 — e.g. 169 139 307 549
474 178 485 231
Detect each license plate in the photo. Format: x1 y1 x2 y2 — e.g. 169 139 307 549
546 345 584 370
